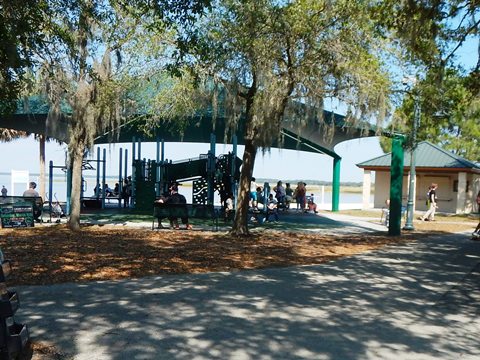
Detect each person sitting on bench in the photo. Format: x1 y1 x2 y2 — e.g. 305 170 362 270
165 183 192 230
23 181 42 222
265 193 279 222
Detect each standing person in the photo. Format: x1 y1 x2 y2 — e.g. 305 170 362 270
472 191 480 240
285 183 293 209
122 179 131 208
1 186 7 197
420 183 438 221
294 182 306 211
250 177 259 209
274 180 286 207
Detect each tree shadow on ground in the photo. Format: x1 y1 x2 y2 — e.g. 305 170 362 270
14 233 480 359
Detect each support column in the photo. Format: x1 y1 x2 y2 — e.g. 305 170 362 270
118 148 123 208
456 172 467 214
95 147 101 198
49 161 53 220
362 170 372 209
207 133 216 205
231 134 238 209
332 157 341 212
66 161 72 216
102 148 106 209
388 135 405 236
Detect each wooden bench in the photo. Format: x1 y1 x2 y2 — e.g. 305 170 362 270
152 203 219 230
0 196 43 222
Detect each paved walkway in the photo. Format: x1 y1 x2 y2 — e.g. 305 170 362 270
15 224 480 360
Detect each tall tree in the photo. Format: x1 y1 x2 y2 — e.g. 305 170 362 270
34 1 140 230
0 0 47 114
376 1 479 157
35 0 212 230
380 68 480 160
149 0 393 235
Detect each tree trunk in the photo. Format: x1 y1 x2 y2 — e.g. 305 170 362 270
231 138 257 236
67 143 84 231
39 135 46 200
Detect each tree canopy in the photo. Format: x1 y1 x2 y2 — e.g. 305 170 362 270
0 0 48 114
145 0 394 234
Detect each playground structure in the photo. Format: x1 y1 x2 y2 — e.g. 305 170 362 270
61 134 242 214
0 104 409 235
132 134 242 212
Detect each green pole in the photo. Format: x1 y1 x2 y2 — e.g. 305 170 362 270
388 135 405 236
66 162 72 216
332 157 341 212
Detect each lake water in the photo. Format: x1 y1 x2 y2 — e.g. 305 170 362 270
0 173 373 206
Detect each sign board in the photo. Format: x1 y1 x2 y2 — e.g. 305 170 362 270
0 202 34 228
10 170 29 196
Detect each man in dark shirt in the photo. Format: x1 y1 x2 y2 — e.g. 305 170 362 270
165 183 192 230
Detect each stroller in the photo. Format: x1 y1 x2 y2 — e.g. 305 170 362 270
46 193 66 223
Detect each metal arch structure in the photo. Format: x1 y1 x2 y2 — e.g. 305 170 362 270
0 109 379 212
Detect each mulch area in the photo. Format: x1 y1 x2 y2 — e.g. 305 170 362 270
0 224 421 286
3 222 471 360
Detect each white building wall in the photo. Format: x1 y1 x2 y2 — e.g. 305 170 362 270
372 170 470 213
362 170 372 209
456 172 467 214
373 171 409 208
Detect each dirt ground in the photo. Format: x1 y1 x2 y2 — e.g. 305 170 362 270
0 221 472 287
2 219 476 360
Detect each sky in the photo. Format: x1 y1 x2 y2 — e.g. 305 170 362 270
0 135 383 183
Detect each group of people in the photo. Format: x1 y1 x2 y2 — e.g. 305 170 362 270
93 177 132 208
247 178 318 223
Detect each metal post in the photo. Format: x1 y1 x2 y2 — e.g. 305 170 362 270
207 134 216 205
161 139 165 162
102 148 106 209
210 133 216 156
66 162 72 216
118 148 123 208
137 138 141 160
49 161 53 222
124 149 128 181
96 147 101 198
231 134 238 209
131 137 136 208
389 135 405 236
332 157 341 212
403 91 420 230
132 137 136 162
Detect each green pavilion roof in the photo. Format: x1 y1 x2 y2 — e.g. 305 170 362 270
357 141 480 171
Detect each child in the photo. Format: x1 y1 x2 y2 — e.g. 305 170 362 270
307 193 318 214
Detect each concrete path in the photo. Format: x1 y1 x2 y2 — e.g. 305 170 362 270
14 228 480 360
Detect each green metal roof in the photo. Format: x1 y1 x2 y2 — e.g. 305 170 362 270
357 141 480 170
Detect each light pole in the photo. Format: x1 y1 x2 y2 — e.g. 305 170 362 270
403 81 420 231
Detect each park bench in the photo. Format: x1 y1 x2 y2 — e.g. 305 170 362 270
0 196 44 227
0 249 30 357
152 203 219 230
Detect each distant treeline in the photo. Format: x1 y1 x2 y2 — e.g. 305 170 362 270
256 179 372 187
